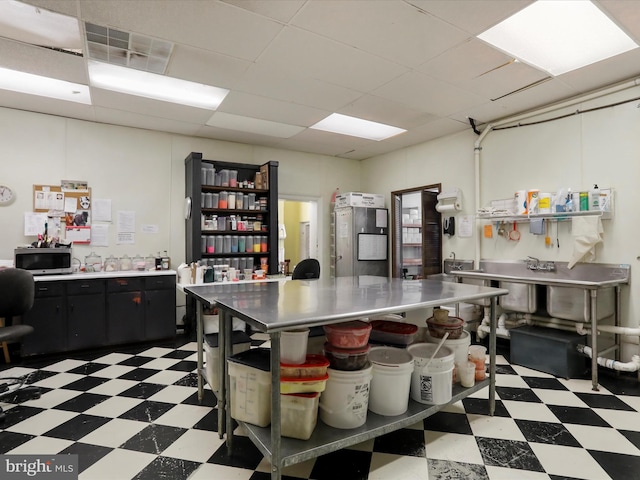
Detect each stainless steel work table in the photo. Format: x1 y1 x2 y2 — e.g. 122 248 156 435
184 276 508 480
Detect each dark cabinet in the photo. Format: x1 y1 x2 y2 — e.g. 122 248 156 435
144 276 177 340
106 278 144 345
67 280 106 351
21 282 66 356
21 273 175 357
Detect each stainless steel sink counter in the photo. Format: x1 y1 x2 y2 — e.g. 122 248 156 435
452 260 630 289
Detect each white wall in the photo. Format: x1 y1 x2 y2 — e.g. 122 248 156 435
362 83 640 360
0 107 361 279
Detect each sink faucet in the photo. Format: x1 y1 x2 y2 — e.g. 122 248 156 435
449 252 462 270
526 256 555 272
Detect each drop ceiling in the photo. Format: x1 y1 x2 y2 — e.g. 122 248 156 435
1 0 639 160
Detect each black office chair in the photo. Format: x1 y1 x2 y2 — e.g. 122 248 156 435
291 258 321 280
0 268 40 421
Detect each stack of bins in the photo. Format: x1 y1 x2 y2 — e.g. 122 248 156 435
320 320 373 429
280 354 329 440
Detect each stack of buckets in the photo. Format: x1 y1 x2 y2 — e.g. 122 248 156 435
319 320 374 429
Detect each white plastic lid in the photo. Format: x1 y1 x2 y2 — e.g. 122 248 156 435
368 346 414 367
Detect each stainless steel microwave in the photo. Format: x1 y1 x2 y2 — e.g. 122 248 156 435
14 247 73 275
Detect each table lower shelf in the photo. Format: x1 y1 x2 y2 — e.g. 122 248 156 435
239 379 489 468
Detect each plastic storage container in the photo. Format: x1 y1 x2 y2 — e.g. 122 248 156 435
369 320 418 345
228 348 272 427
319 364 373 429
280 373 329 394
204 331 252 391
407 343 455 405
323 343 370 371
281 354 329 378
426 315 464 339
281 392 319 440
323 320 372 348
368 346 414 416
280 328 309 364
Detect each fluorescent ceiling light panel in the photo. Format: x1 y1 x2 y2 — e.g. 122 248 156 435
0 67 90 104
478 0 638 76
0 0 82 49
310 113 406 141
206 112 305 138
88 60 229 109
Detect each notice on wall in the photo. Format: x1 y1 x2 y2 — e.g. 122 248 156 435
458 215 474 238
357 233 387 261
92 199 112 222
91 224 109 246
24 212 49 236
66 226 91 244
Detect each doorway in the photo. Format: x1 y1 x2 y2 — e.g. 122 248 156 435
278 197 320 273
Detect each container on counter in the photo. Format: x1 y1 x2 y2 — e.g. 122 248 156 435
407 343 455 405
280 354 330 378
229 170 238 188
245 235 254 253
84 252 102 272
206 236 215 254
280 392 319 440
368 346 414 416
323 320 372 349
319 364 372 429
223 235 232 254
248 193 256 210
104 255 118 272
369 320 418 345
211 193 219 209
118 254 132 271
220 169 230 187
323 343 370 371
228 192 236 209
280 373 329 394
228 348 272 427
260 236 268 253
253 236 261 253
238 236 246 252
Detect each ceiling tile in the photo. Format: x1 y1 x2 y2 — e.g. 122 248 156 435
221 0 306 23
291 0 470 68
94 106 203 136
165 44 251 87
337 94 437 130
372 71 487 117
255 26 408 93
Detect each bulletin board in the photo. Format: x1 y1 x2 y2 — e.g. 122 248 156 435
33 184 92 243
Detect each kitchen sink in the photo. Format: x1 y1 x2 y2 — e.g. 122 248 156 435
499 281 538 313
546 285 615 322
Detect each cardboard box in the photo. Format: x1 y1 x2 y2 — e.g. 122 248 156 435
255 172 263 190
260 164 269 190
335 192 385 208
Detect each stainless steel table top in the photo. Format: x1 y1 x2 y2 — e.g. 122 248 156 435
184 276 508 332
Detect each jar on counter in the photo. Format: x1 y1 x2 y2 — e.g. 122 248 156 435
119 254 132 271
85 252 102 272
104 255 118 272
133 254 146 271
145 254 156 271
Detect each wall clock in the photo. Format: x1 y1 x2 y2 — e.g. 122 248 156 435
0 185 15 205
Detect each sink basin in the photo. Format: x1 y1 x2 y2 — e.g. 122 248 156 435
546 285 614 322
499 281 538 313
443 259 474 274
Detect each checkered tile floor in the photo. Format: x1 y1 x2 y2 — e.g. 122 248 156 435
2 335 640 480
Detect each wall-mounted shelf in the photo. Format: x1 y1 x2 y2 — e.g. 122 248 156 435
476 210 611 222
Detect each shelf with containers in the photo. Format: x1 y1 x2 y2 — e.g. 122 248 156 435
185 152 279 275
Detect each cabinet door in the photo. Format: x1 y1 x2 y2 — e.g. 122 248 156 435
107 291 144 344
68 293 106 350
21 296 67 356
144 289 176 340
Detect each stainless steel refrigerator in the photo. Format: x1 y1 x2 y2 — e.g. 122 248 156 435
333 206 389 277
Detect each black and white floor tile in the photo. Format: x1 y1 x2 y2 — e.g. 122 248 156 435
2 336 640 480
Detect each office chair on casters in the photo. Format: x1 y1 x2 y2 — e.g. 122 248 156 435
291 258 321 280
0 268 40 422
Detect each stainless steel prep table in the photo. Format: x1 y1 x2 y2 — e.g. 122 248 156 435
184 276 508 480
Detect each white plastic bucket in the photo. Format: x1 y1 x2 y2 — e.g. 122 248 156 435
280 328 309 364
319 364 372 429
426 330 471 383
407 343 455 405
368 347 414 416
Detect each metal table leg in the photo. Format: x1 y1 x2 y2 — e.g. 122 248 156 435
196 301 204 402
489 296 497 416
590 290 599 391
270 331 282 480
223 310 234 451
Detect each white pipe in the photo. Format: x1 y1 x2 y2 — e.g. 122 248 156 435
577 345 640 373
595 325 640 336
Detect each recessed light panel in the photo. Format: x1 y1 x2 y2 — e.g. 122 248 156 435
310 113 406 141
88 60 229 109
478 0 638 76
0 67 91 104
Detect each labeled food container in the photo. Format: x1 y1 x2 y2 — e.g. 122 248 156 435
281 354 329 378
408 343 455 405
204 331 252 391
281 392 319 440
323 320 372 348
228 348 271 427
369 320 418 345
323 342 370 371
426 315 465 339
280 373 329 394
319 364 372 429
